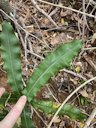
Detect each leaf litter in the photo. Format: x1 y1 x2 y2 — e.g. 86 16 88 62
0 0 96 127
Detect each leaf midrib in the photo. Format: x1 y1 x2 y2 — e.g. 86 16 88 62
23 109 28 128
7 30 20 95
27 44 79 97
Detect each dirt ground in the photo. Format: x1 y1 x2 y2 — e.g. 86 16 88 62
0 0 96 128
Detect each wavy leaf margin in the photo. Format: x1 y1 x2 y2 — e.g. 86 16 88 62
0 21 23 95
32 100 87 121
23 40 83 102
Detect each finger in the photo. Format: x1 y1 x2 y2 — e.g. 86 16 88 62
0 87 5 97
1 95 27 128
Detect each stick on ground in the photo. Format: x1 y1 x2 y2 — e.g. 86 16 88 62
83 107 96 128
31 0 58 27
47 76 96 128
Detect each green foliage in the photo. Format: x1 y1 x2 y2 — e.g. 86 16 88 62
80 96 90 105
0 110 8 121
0 92 19 105
23 40 83 102
0 92 18 121
0 21 23 95
21 107 35 128
32 100 87 121
0 21 86 127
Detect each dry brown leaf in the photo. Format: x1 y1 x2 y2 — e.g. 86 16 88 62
52 116 61 123
70 77 79 85
91 33 96 47
24 25 34 33
79 90 89 98
50 33 72 45
60 8 72 17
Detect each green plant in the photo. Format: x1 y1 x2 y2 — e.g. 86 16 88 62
0 21 87 127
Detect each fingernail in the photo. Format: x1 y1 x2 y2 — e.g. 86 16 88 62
21 95 27 101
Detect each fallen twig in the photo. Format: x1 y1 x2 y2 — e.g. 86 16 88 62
32 106 48 127
0 9 45 44
61 68 87 81
31 0 58 27
83 47 96 50
84 55 96 72
47 76 96 128
0 9 44 60
37 0 96 19
31 15 50 48
83 107 96 128
82 0 86 40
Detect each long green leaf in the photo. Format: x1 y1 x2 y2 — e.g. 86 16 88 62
0 21 23 95
21 107 35 128
32 100 87 121
23 40 83 102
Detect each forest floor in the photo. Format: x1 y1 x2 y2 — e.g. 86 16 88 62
0 0 96 128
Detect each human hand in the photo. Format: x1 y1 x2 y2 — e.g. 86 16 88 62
0 87 27 128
